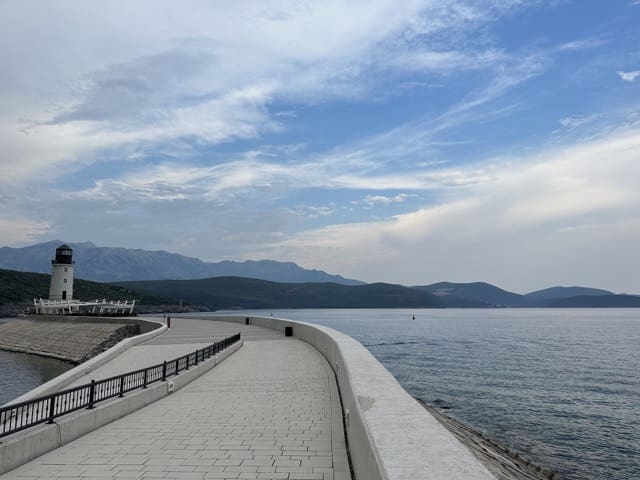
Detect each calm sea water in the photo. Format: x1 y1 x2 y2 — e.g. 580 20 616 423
207 309 640 480
0 318 73 405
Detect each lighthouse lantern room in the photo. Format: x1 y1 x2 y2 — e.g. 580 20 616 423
48 244 74 301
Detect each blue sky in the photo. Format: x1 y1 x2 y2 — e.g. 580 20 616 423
1 1 639 292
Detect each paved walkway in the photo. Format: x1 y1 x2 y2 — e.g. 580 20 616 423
67 317 282 387
4 318 350 480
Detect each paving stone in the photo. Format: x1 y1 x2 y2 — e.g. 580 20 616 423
1 320 350 480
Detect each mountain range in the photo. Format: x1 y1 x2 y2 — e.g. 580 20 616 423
117 278 640 310
0 241 363 285
414 281 636 308
0 241 638 310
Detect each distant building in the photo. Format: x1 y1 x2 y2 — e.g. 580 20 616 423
35 244 135 316
48 244 74 301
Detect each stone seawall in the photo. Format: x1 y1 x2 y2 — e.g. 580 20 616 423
0 320 138 364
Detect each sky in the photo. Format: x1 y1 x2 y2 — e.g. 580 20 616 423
1 1 639 293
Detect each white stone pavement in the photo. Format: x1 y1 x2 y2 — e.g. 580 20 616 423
67 317 283 388
3 319 350 480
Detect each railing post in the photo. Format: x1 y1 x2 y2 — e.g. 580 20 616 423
186 354 190 370
87 380 96 409
47 396 56 424
195 349 199 365
162 361 167 381
119 376 125 397
143 369 148 389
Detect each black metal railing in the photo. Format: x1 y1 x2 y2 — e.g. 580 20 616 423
0 332 240 438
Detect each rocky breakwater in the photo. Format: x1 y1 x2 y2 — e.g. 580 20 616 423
0 319 138 364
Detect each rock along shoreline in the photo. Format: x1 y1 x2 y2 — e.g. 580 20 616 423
0 319 139 364
417 399 556 480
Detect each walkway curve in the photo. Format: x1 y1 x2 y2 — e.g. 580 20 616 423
3 319 350 480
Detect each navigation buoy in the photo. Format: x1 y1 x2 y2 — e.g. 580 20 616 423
412 314 416 320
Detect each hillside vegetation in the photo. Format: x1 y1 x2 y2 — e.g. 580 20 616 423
0 268 169 316
117 276 444 310
3 268 639 317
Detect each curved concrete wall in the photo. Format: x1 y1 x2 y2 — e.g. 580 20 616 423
205 315 495 480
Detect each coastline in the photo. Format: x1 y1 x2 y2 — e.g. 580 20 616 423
0 303 208 319
417 399 556 480
0 319 138 364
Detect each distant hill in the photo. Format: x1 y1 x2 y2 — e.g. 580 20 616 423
541 294 640 308
0 241 364 285
116 277 444 310
413 282 530 307
2 267 638 313
525 286 614 300
0 268 170 316
411 282 638 308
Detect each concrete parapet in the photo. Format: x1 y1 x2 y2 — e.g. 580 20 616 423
202 315 496 480
0 340 242 476
4 318 166 407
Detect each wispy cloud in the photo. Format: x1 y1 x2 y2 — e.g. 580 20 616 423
70 156 495 203
290 205 337 220
0 0 554 186
556 38 607 52
363 194 412 206
385 49 506 74
0 215 51 246
617 70 640 82
558 114 599 129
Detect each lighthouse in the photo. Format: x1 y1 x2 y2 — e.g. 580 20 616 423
35 243 135 315
48 244 74 301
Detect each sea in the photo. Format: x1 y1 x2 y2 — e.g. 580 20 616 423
1 309 638 479
0 319 72 406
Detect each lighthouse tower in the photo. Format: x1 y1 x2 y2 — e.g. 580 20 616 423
49 244 74 301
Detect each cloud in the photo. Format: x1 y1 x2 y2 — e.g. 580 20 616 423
385 49 506 74
617 70 640 82
68 149 499 205
558 114 599 129
3 0 637 293
363 194 412 206
0 0 551 186
290 205 337 219
556 38 606 52
251 128 640 291
0 216 51 246
49 48 217 124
